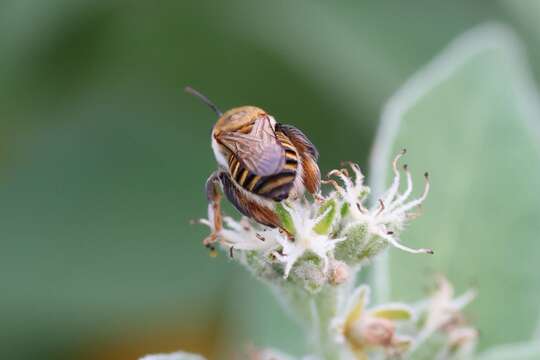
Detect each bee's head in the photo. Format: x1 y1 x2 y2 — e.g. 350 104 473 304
214 106 267 134
211 106 269 169
184 86 268 136
185 86 269 167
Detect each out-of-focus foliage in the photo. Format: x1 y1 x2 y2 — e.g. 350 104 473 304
1 1 540 360
369 24 540 353
476 341 540 360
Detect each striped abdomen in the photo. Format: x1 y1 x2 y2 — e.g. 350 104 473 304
227 130 299 202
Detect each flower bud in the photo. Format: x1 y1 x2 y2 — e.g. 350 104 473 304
328 260 350 285
355 316 396 348
290 256 326 293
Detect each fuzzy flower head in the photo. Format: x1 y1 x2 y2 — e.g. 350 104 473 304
419 275 477 340
329 150 433 264
408 275 478 358
272 200 346 278
332 285 414 359
197 215 277 254
195 152 433 292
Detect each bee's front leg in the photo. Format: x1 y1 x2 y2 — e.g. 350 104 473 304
203 170 224 248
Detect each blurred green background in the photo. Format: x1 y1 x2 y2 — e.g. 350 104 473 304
2 1 540 359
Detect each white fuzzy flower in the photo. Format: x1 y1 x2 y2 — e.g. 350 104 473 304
273 200 346 279
421 275 477 335
411 275 478 357
328 150 433 257
197 198 345 279
197 214 277 253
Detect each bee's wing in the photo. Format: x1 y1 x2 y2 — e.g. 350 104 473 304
217 117 285 176
277 123 321 194
276 124 319 160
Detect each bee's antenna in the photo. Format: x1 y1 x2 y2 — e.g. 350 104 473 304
184 86 223 117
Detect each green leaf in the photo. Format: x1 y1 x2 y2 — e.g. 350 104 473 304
313 199 337 235
370 305 412 321
275 203 296 235
369 24 540 349
476 341 540 360
340 202 350 217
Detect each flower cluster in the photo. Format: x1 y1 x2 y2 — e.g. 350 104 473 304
197 151 432 292
332 285 414 359
177 152 479 360
329 150 433 263
330 276 477 360
412 275 478 358
143 277 477 360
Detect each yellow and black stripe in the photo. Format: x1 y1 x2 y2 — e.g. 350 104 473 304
228 129 299 202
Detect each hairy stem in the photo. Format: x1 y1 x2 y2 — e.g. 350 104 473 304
268 271 357 360
308 287 342 360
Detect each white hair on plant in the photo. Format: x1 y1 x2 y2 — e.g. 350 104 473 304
273 200 346 278
197 215 277 253
329 150 433 256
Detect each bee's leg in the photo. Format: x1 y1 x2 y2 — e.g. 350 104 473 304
219 172 282 229
278 227 295 242
203 170 224 248
220 172 294 240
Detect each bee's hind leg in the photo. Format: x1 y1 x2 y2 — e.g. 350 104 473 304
203 170 224 249
219 172 282 230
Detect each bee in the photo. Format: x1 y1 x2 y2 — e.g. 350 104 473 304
186 86 321 247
